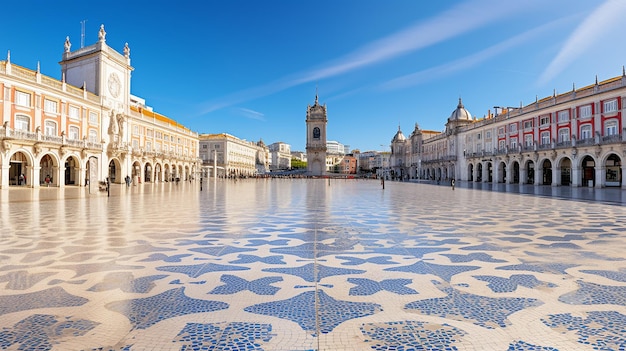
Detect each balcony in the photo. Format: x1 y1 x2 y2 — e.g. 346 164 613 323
1 126 103 152
576 138 595 146
602 134 622 144
537 143 552 150
555 140 572 149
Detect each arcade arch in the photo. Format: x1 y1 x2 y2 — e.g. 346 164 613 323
108 158 122 183
604 153 621 187
525 160 535 184
559 157 572 186
542 159 552 185
63 155 80 186
9 151 33 186
581 155 595 187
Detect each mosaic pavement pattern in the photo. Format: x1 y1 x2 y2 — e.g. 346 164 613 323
1 179 626 350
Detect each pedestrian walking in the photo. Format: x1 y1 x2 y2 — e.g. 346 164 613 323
451 178 455 190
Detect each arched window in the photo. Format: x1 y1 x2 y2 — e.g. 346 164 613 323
313 127 320 139
69 126 79 140
580 125 592 140
15 115 30 131
88 129 98 143
558 128 570 142
541 131 550 145
44 120 57 136
605 120 618 136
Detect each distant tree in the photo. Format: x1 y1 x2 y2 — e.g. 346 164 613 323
291 158 307 169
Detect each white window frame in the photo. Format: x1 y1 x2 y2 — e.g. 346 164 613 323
132 139 139 149
44 120 57 136
68 126 80 140
580 125 592 140
89 111 98 125
604 99 618 113
15 115 30 131
579 105 592 119
524 120 533 130
68 105 80 120
557 110 569 123
605 120 618 136
133 125 139 136
525 135 533 147
558 128 570 142
541 131 550 145
540 115 550 126
89 129 98 143
44 99 58 114
510 123 517 133
15 91 31 107
510 137 518 149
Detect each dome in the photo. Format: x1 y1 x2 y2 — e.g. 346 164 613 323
391 126 406 143
448 98 472 121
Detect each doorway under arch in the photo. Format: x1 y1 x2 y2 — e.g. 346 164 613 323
542 159 552 185
512 161 520 183
526 160 535 184
108 159 121 183
559 158 572 186
581 155 595 187
605 153 621 187
10 151 31 186
144 163 152 182
65 155 80 185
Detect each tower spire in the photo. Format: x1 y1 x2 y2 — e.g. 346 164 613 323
315 85 319 105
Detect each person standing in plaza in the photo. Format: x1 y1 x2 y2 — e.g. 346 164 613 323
125 175 131 187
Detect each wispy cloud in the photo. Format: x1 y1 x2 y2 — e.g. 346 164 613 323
198 0 535 115
235 107 265 121
379 17 571 91
537 0 626 85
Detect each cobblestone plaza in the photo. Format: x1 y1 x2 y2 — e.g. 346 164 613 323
1 180 626 350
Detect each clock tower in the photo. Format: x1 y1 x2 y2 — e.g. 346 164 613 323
59 24 134 183
305 91 327 176
60 24 133 111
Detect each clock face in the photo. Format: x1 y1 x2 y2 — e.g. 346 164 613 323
107 72 121 98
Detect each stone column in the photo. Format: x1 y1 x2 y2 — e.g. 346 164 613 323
32 165 41 188
571 165 581 187
78 165 86 186
1 164 10 189
53 166 60 187
535 163 541 186
553 166 560 187
595 166 604 188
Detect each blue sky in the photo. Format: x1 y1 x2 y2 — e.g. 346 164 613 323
3 1 626 152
